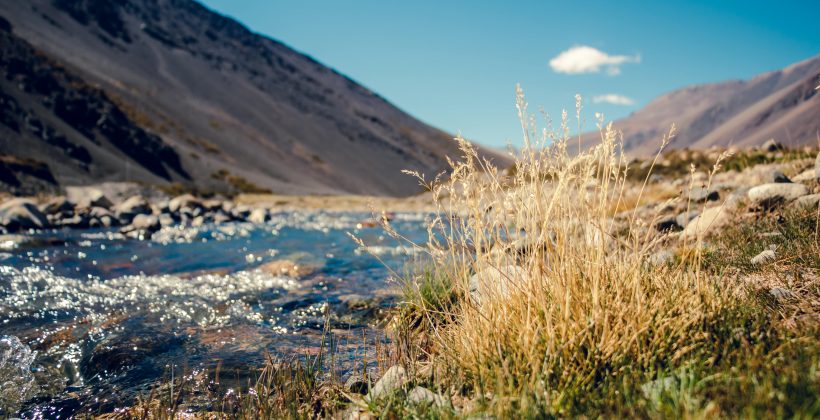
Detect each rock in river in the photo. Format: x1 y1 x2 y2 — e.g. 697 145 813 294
0 198 49 231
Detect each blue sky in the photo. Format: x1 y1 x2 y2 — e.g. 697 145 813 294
199 0 819 148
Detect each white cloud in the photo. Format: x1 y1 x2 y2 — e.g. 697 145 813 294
549 45 640 75
592 94 635 105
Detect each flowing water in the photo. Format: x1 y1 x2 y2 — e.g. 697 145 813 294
0 211 429 417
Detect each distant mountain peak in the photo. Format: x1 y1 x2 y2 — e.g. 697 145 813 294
583 54 820 156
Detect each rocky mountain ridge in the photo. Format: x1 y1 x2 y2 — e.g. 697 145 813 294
583 55 820 156
0 0 507 196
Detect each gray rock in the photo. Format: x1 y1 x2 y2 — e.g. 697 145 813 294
58 214 89 229
407 386 447 407
688 186 719 203
792 169 817 183
792 193 820 210
67 187 113 209
675 211 699 228
212 212 231 224
96 215 116 228
221 201 236 214
768 170 791 183
369 365 407 400
761 139 784 152
122 214 160 238
113 195 151 223
0 198 49 231
131 214 159 231
747 183 809 209
88 207 118 228
769 287 793 300
469 265 527 304
158 214 175 227
682 206 731 239
190 215 205 227
232 205 252 219
202 199 224 212
750 249 776 265
168 194 202 213
88 206 113 219
248 207 269 224
39 196 74 215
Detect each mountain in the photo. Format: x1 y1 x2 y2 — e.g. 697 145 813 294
0 0 506 197
583 55 820 156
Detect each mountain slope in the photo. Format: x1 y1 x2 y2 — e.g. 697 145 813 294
0 0 506 196
583 55 820 156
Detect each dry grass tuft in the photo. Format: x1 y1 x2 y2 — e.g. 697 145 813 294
388 87 820 417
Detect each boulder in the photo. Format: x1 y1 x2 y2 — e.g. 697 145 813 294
792 169 817 183
58 214 89 229
212 212 231 224
675 211 699 228
761 139 784 152
792 193 820 210
168 194 202 213
122 214 160 239
747 183 809 209
369 365 407 400
682 206 731 239
88 207 118 228
131 214 160 231
66 186 113 209
201 199 223 212
688 186 719 203
469 265 527 304
232 205 252 219
158 214 175 227
113 196 152 224
0 198 49 231
248 207 269 224
407 386 448 407
750 249 776 265
39 196 74 215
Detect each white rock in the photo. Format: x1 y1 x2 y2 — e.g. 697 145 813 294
130 214 160 232
66 186 113 209
0 198 49 231
792 193 820 210
747 183 809 209
469 265 527 304
248 207 269 224
682 206 730 239
369 365 407 400
750 249 776 265
407 386 447 407
168 194 201 213
791 169 816 183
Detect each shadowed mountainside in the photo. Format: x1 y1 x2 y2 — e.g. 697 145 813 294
582 55 820 156
0 0 508 196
